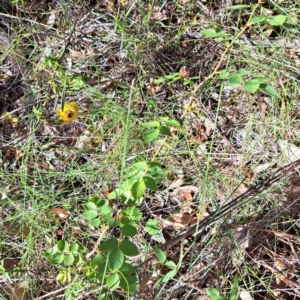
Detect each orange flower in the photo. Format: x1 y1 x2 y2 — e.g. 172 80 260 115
57 102 79 123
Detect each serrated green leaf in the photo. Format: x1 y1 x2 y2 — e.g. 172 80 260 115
244 79 260 93
132 161 148 171
226 4 249 10
108 249 124 271
131 180 146 200
82 210 98 220
143 121 160 128
64 253 74 266
119 217 135 227
121 207 142 221
119 240 139 256
121 224 138 237
259 84 281 98
143 128 160 142
267 15 286 26
100 238 118 253
250 16 266 24
153 246 166 264
69 242 79 253
159 125 172 136
90 218 101 227
120 275 138 293
145 219 160 235
57 240 69 252
219 71 229 79
119 263 134 275
166 119 180 128
83 202 97 211
52 252 64 264
229 74 242 88
143 176 157 191
106 273 120 291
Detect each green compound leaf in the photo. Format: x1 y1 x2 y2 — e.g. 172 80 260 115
229 74 242 88
145 219 160 235
52 252 64 264
100 238 118 253
57 240 69 252
131 180 146 200
82 210 98 220
143 176 157 191
90 218 101 227
120 275 138 293
244 79 260 93
64 253 74 266
143 128 160 142
121 224 138 237
119 240 139 256
143 121 160 128
69 242 79 253
106 273 120 291
153 246 166 264
259 84 281 99
121 207 142 221
83 202 97 210
267 15 286 26
159 125 172 137
119 263 134 275
108 249 124 271
219 71 229 79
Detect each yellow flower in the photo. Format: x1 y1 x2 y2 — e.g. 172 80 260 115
57 102 79 123
1 112 18 124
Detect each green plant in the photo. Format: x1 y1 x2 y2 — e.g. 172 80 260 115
207 275 239 300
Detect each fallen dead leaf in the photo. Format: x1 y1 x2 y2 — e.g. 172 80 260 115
49 208 70 220
3 221 30 238
3 258 18 270
10 283 28 300
257 95 266 119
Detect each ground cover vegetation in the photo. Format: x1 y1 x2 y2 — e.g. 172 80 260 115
0 0 300 299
